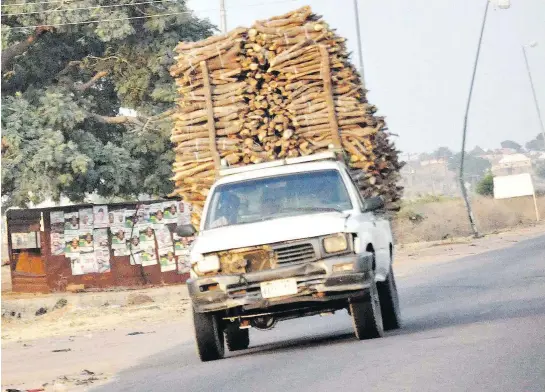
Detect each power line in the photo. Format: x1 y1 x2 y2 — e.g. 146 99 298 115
5 0 301 30
2 0 176 16
2 0 81 7
7 11 194 30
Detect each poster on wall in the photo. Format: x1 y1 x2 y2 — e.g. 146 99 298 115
162 202 178 224
111 210 125 226
155 226 173 248
140 244 157 266
93 206 109 228
124 209 137 228
64 230 80 256
95 247 111 273
11 232 39 250
111 226 128 248
177 201 192 225
114 247 129 257
127 234 141 253
136 206 149 225
79 230 94 252
93 228 109 248
50 211 65 232
177 252 192 274
173 234 194 256
159 247 177 272
50 232 65 255
79 208 94 229
139 225 155 244
149 203 165 227
64 212 79 230
129 251 142 265
70 252 98 275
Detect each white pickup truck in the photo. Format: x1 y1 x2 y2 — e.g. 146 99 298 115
176 151 401 361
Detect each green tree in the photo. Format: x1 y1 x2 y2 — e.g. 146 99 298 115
1 1 215 207
500 140 522 151
526 134 545 151
476 173 494 197
447 153 491 181
433 146 453 160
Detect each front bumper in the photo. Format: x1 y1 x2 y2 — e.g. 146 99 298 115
188 252 373 313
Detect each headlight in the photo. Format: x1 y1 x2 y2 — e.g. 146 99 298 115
196 254 220 273
323 234 348 254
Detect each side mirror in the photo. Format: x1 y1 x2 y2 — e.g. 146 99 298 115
176 224 197 237
363 196 384 212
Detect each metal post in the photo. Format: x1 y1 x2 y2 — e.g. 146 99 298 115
220 0 227 34
522 45 545 147
459 0 490 238
353 0 366 89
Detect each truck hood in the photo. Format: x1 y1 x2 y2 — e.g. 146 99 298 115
193 212 349 255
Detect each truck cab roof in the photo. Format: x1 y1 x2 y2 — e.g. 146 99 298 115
215 156 348 187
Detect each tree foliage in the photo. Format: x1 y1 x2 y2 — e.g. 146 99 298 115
475 173 494 197
447 153 491 181
1 1 215 207
432 146 453 160
526 134 545 151
500 140 522 151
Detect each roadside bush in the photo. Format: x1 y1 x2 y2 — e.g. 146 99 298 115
476 173 494 197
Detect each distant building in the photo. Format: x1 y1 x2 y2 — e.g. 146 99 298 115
491 153 532 176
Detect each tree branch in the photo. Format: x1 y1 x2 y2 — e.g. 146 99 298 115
88 109 174 128
1 26 54 70
74 71 109 92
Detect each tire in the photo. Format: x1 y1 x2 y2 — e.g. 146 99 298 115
225 323 250 351
377 266 401 330
349 276 384 340
193 308 225 362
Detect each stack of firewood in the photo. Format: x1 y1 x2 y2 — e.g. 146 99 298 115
170 6 403 225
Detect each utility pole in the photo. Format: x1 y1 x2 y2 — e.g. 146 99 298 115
352 0 366 89
220 0 227 34
522 43 545 146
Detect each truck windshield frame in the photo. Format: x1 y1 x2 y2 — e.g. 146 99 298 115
203 169 353 230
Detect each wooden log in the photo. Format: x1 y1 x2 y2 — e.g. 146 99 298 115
318 45 341 148
200 61 221 171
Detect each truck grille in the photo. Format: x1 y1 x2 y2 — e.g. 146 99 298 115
274 242 316 264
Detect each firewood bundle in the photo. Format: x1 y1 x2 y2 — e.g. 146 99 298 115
170 6 403 225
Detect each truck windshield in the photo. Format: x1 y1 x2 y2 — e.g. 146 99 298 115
204 169 353 229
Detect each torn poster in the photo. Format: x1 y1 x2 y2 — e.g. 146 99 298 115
79 208 94 230
155 225 173 249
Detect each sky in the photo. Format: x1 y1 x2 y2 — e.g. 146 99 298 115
185 0 545 155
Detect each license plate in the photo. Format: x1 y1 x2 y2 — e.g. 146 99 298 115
260 278 298 299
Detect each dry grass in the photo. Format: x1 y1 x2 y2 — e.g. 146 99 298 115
393 196 545 244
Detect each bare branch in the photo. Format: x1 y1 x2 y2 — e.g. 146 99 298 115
74 71 109 92
88 108 174 128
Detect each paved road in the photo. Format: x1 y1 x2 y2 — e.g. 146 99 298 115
93 235 545 392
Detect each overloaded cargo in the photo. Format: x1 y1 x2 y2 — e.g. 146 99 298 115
169 6 404 225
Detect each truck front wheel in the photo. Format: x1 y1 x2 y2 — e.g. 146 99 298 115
225 323 250 351
193 308 225 361
377 266 401 330
349 277 384 340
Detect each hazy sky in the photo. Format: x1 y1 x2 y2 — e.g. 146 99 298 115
186 0 545 155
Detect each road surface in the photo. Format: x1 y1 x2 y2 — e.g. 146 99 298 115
93 235 545 392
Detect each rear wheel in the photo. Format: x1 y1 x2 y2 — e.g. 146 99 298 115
377 266 401 330
225 323 250 351
193 308 225 362
349 275 384 340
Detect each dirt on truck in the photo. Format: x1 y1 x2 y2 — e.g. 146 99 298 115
169 6 404 361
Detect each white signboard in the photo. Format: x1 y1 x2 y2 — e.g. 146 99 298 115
493 173 534 200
